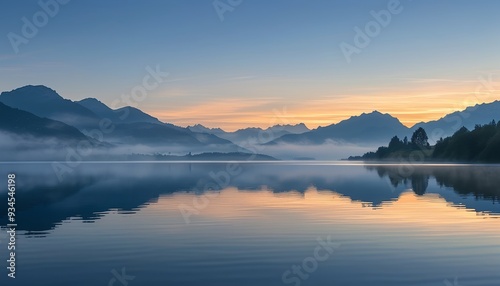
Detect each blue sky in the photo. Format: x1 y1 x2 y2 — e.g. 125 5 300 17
1 0 499 130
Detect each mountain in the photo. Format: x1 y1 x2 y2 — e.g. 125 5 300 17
0 85 101 129
77 98 163 125
231 124 310 142
5 84 499 159
270 123 309 134
412 101 500 142
267 111 410 145
188 124 226 136
0 99 243 159
0 102 90 142
101 121 244 152
1 86 165 129
0 85 242 152
189 123 310 144
107 122 237 147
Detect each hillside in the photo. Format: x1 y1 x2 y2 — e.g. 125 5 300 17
412 101 500 141
0 102 90 142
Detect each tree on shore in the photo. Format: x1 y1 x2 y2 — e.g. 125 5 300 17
411 127 429 148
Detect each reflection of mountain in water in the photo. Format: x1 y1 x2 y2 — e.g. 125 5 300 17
1 163 499 234
366 165 500 201
433 167 500 201
366 164 500 216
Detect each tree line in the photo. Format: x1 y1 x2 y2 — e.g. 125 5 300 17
348 120 500 163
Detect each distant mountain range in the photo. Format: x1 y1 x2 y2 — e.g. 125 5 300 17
266 111 410 145
0 84 499 160
265 104 500 145
0 85 243 155
0 85 100 129
189 123 310 144
0 101 89 143
413 101 500 140
0 101 107 161
77 98 163 125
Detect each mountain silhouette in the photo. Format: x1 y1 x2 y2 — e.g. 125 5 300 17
76 95 234 147
188 124 227 136
189 123 310 144
0 85 101 129
267 111 410 145
77 98 163 125
2 85 500 158
0 101 90 142
107 122 238 147
412 101 500 142
0 85 242 152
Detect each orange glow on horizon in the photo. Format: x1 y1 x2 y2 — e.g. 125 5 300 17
149 96 499 132
145 79 500 131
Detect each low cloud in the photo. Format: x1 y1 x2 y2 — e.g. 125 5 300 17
262 141 377 160
0 130 377 161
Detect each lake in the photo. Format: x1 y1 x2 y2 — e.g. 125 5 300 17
1 162 500 285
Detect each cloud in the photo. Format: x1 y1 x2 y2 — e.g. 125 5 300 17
262 141 377 160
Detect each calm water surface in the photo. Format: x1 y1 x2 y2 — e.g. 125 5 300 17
0 162 499 285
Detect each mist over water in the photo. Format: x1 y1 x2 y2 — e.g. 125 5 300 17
0 131 254 161
0 129 381 161
262 141 378 160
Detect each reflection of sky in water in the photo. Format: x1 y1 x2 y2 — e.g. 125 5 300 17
0 163 499 285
